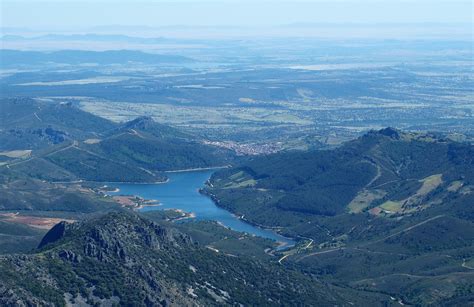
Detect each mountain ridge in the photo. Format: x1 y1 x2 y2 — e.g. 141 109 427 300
1 98 233 183
203 128 474 305
0 212 388 306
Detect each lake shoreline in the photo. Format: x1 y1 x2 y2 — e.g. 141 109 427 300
53 178 170 185
199 188 297 250
164 165 229 173
106 169 296 250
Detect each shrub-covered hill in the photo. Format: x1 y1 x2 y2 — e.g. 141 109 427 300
206 127 474 221
204 128 474 305
0 98 116 150
1 98 233 182
81 116 233 173
0 212 391 306
39 116 233 182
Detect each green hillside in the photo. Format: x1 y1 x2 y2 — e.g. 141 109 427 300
205 128 474 305
207 128 474 225
1 98 233 182
0 98 116 150
0 212 391 306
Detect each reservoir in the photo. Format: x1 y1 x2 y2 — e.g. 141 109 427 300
108 169 295 249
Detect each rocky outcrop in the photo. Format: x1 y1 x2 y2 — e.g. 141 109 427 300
0 212 345 306
38 221 67 248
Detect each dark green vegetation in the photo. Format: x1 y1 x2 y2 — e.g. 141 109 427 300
0 178 117 213
206 128 474 305
0 212 392 306
1 35 473 306
0 172 123 254
1 98 233 182
143 210 277 260
0 97 233 256
0 97 115 150
1 95 473 305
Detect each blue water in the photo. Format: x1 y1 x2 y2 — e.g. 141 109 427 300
107 169 295 248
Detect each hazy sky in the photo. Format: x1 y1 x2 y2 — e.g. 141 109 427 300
2 0 472 29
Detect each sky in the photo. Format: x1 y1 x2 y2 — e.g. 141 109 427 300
1 0 472 29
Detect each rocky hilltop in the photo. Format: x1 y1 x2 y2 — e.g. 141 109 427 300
0 212 379 306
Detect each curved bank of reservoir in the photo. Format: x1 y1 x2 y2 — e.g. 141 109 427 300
108 169 295 249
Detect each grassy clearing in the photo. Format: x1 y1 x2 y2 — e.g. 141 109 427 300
233 179 257 188
460 185 473 195
348 189 386 213
0 150 32 158
221 171 258 189
83 138 101 144
0 213 75 230
447 180 463 192
224 179 257 189
229 171 244 181
371 174 444 215
464 258 474 268
379 201 403 213
417 174 443 196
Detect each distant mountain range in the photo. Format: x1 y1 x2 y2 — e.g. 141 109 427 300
0 49 193 67
1 34 170 43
